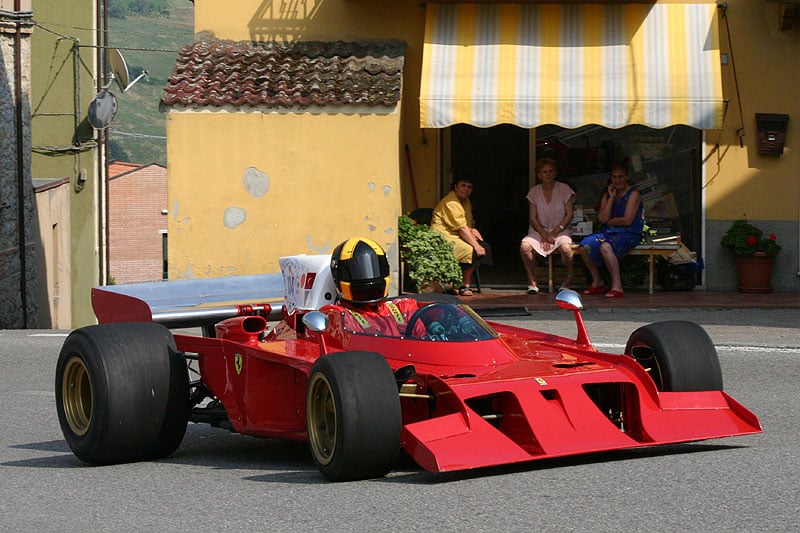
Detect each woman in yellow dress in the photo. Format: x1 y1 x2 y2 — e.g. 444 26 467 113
430 178 491 296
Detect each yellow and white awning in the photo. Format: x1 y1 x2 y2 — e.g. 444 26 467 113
420 3 724 130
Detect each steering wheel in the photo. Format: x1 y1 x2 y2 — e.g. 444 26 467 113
405 303 455 340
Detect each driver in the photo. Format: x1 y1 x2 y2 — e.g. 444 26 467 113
322 237 419 337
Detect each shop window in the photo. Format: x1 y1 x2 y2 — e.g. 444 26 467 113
536 124 701 252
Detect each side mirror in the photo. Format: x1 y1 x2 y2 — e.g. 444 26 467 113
555 289 592 347
555 288 583 310
302 311 329 333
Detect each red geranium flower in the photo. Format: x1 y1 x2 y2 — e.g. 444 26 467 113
722 220 781 256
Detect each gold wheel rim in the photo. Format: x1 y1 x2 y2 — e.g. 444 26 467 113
62 356 93 437
307 373 336 466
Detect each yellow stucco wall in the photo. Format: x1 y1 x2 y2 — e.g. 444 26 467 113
193 0 441 212
166 110 402 279
705 0 800 222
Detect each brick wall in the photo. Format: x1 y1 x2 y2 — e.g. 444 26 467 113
108 162 167 284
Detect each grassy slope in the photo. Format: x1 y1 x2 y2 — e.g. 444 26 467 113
108 5 193 165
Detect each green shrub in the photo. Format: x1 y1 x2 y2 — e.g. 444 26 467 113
398 215 462 288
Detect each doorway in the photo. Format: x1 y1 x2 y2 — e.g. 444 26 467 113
446 124 531 286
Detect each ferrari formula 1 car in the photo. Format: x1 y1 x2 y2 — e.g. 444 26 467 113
55 254 761 481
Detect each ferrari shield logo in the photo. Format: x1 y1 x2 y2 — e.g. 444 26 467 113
234 354 243 375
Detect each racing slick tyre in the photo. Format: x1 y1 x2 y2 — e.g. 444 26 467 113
306 351 401 481
624 320 723 392
55 322 190 464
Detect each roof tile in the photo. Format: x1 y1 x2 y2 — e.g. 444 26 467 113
161 39 405 111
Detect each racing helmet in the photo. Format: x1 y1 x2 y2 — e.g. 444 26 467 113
330 237 390 303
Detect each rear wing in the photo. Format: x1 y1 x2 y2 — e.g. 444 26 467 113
91 274 285 330
91 254 337 330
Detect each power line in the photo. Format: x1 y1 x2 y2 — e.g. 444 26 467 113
108 129 167 140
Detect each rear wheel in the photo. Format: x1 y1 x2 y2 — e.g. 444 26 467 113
55 322 190 464
306 351 401 481
624 320 722 392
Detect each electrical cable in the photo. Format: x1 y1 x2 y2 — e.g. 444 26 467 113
720 3 746 148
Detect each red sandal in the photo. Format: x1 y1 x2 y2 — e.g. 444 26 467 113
583 285 606 295
605 289 624 298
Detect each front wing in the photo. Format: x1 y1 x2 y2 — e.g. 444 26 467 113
400 369 761 473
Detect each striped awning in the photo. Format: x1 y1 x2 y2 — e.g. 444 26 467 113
420 3 724 130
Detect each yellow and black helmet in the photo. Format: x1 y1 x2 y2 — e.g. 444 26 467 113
330 237 390 303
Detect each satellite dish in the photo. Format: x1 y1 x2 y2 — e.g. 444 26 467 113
106 48 147 93
108 48 130 92
87 90 118 129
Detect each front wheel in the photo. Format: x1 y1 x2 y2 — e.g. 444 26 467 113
55 322 190 464
306 351 401 481
624 320 722 392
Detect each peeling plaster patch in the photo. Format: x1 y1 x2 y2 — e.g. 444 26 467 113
305 236 333 254
368 224 377 232
243 167 270 198
224 207 246 228
382 185 391 196
172 198 180 220
385 227 394 235
367 182 376 191
177 264 195 280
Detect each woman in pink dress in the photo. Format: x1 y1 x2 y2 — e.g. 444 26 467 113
520 158 576 294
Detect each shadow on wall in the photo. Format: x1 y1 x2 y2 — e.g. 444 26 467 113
248 0 324 41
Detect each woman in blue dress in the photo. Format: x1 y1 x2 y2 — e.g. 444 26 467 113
579 161 644 298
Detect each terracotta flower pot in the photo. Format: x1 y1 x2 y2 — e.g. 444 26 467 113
735 253 775 293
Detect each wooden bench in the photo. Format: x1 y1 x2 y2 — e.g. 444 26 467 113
547 241 681 295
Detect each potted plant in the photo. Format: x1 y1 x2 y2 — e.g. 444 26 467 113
720 219 781 293
398 215 462 293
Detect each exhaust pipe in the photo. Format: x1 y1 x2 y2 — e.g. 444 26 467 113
215 315 268 345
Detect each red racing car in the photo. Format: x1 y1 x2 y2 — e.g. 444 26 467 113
55 254 761 481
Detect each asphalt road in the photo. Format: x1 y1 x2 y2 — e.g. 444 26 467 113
2 309 798 532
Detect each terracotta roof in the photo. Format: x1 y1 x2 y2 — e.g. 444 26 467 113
108 161 142 177
161 39 405 110
108 162 166 181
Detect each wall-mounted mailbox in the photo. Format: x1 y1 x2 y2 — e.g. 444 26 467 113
756 113 789 155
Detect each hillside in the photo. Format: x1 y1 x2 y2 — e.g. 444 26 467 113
107 4 193 165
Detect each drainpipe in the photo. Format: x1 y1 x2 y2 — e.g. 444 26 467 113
100 0 109 286
13 0 32 327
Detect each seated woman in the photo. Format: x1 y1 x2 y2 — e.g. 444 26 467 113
429 178 492 296
520 158 576 294
579 161 644 298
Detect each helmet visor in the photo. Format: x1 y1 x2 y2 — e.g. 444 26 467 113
340 278 389 303
341 249 390 282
